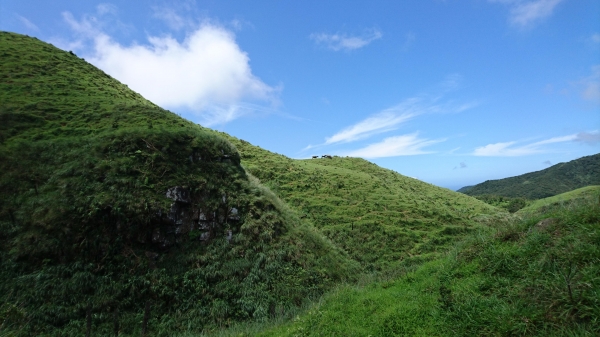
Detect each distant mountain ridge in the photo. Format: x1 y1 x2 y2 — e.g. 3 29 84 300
459 153 600 199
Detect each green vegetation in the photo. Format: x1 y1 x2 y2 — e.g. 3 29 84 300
474 195 530 213
2 31 597 336
255 196 600 336
214 134 499 271
0 31 358 335
518 185 600 215
459 154 600 199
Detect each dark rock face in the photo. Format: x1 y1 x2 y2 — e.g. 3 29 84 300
165 186 191 204
148 186 241 249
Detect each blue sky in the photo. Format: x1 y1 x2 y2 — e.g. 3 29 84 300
2 0 599 190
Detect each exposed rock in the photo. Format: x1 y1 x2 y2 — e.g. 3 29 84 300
166 186 191 204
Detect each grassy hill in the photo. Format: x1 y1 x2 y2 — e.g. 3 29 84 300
0 31 361 335
252 193 600 336
214 133 500 271
458 153 600 199
517 185 600 215
0 31 503 335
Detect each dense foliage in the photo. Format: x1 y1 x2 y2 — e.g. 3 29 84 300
474 195 530 213
459 154 600 199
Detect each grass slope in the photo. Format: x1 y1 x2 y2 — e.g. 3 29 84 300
518 185 600 215
256 196 600 336
0 32 359 335
460 154 600 199
212 132 500 271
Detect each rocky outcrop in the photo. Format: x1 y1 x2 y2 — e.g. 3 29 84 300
147 186 241 249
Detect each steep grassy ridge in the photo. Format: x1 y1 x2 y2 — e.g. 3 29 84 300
459 154 600 199
257 197 600 336
0 32 359 335
216 133 500 271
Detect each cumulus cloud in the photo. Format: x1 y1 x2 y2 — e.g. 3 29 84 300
310 29 382 51
61 6 277 126
543 160 552 165
341 133 444 158
473 132 599 156
490 0 564 27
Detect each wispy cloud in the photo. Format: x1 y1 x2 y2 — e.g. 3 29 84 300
591 33 600 44
341 133 445 158
303 75 477 153
322 91 476 146
324 102 418 145
577 65 600 102
453 162 467 170
489 0 565 28
310 28 382 51
60 5 278 126
16 14 39 31
473 131 599 156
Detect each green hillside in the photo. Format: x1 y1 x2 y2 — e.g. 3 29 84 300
215 133 500 271
255 194 600 336
0 31 360 335
517 185 600 215
0 31 505 336
459 154 600 199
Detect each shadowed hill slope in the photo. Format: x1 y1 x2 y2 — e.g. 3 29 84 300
0 31 359 335
214 132 500 271
458 154 600 199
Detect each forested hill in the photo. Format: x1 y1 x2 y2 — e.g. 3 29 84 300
459 153 600 199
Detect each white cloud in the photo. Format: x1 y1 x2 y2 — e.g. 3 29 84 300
473 132 598 156
490 0 564 27
310 29 382 51
16 14 39 31
61 9 277 126
324 104 418 145
342 133 444 158
322 88 476 146
591 33 600 44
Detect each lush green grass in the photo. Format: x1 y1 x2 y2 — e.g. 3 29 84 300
518 185 600 215
215 132 500 271
252 198 600 336
459 154 600 199
3 30 597 337
0 31 359 335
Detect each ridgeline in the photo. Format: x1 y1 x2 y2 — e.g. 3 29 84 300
458 153 600 199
